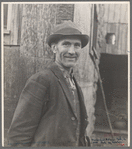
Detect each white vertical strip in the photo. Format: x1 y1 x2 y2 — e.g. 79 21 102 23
114 4 121 23
127 2 130 146
108 4 115 23
10 4 18 45
120 4 128 23
103 4 109 23
7 4 12 31
1 2 4 147
13 4 18 45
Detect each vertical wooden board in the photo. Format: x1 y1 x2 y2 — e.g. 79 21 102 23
120 24 128 54
115 23 121 54
17 4 23 45
106 23 112 54
111 23 119 54
110 23 116 32
120 4 128 23
97 22 107 53
113 4 121 23
120 24 125 54
10 4 19 45
125 25 128 54
103 4 109 23
108 4 115 23
109 23 118 54
118 24 122 54
7 4 12 31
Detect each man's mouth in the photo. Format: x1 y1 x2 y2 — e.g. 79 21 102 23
64 56 77 58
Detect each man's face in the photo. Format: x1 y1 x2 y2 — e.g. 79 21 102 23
53 37 82 69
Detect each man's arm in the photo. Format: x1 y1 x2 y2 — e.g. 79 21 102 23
7 73 50 147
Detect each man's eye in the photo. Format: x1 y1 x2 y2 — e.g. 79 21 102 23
63 42 71 46
74 43 81 48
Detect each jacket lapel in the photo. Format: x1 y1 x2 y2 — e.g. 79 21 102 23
73 77 88 120
49 63 77 118
73 77 88 134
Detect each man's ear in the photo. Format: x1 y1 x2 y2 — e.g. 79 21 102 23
51 43 57 53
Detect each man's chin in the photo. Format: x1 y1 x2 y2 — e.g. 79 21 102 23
62 62 76 68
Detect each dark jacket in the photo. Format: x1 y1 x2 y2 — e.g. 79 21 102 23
8 62 89 147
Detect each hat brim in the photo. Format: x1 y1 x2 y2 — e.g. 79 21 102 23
47 34 89 48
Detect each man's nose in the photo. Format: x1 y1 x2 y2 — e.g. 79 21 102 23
68 45 75 54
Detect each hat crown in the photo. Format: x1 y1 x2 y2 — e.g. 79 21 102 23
52 20 82 35
47 20 89 48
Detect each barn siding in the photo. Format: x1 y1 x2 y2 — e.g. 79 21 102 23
6 4 22 45
96 4 128 55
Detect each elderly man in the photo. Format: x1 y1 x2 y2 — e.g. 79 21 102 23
8 21 90 147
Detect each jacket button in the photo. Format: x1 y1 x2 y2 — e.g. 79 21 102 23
71 117 75 120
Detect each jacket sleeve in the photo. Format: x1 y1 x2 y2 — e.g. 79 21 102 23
7 73 50 147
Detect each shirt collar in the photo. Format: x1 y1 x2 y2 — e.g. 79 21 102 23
55 61 74 79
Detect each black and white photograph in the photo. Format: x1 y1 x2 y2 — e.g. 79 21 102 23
2 2 130 147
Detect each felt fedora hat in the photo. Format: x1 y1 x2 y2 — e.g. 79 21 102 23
46 20 89 48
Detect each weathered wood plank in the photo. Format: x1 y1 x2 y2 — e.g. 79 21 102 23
7 4 12 31
103 4 109 23
120 24 128 54
120 4 128 23
17 4 23 45
111 23 119 54
108 4 115 23
10 4 19 45
106 23 112 54
97 4 128 55
113 4 121 23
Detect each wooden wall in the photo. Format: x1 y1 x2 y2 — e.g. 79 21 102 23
96 4 128 54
